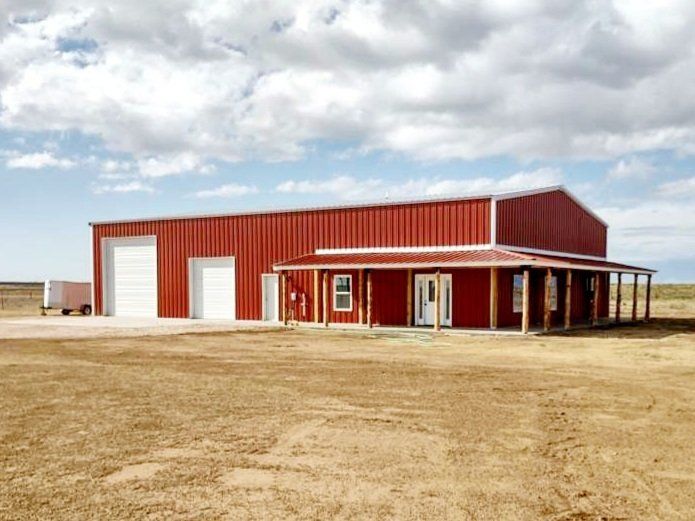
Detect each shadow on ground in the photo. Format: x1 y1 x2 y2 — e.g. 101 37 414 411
547 317 695 340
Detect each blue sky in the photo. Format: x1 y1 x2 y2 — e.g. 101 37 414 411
1 1 694 282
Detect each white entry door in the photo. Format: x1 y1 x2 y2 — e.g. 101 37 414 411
262 274 279 321
414 274 452 327
189 257 236 319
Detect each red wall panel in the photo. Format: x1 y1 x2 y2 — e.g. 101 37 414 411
497 191 607 257
92 197 492 318
372 270 408 326
450 268 490 328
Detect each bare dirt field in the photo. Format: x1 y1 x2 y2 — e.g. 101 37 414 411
1 285 694 520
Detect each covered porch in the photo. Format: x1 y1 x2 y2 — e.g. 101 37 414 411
273 249 655 334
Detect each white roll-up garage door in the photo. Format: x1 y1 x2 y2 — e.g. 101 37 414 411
103 237 157 317
189 257 236 319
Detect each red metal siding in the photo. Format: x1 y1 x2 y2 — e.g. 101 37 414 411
372 270 408 326
92 197 491 318
285 270 317 323
497 191 607 257
450 268 490 328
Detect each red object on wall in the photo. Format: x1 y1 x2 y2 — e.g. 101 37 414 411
496 190 607 258
92 198 491 318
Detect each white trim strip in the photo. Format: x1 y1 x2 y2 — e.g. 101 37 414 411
315 244 492 255
89 227 95 315
496 244 607 261
490 198 497 248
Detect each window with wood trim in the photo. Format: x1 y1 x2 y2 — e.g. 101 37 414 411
513 274 524 313
550 276 558 311
333 275 352 312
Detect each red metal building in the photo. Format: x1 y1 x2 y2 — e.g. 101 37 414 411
90 186 655 332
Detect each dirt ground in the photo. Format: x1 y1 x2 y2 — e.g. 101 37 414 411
1 286 695 520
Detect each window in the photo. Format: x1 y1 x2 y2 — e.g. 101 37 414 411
513 274 524 313
444 278 451 321
550 276 558 311
333 274 352 312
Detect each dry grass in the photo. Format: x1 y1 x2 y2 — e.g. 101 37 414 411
1 284 694 519
0 283 44 317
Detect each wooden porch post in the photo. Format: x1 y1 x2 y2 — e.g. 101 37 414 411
521 269 530 334
615 273 622 323
591 272 600 326
632 274 638 322
322 270 329 327
490 267 498 330
434 268 441 331
358 269 365 325
313 269 320 324
366 270 373 328
543 268 552 332
281 270 287 326
645 274 652 321
406 269 413 326
564 269 572 330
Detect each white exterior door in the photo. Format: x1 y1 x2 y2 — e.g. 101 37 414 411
190 257 236 319
103 237 157 317
414 274 452 327
262 274 279 321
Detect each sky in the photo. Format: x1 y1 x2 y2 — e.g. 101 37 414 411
0 1 694 283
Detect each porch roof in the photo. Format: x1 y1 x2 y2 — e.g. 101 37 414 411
273 248 655 275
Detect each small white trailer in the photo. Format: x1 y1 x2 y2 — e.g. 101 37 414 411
42 280 92 315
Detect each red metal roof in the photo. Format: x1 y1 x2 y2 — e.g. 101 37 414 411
274 248 655 274
524 253 656 275
274 249 527 270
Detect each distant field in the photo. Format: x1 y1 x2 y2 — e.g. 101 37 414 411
0 283 44 317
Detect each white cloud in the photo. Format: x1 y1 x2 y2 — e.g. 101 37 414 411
93 181 155 194
6 151 75 169
657 176 695 198
607 157 656 180
276 168 563 201
101 159 134 173
193 183 258 198
600 200 695 262
277 175 384 200
1 1 695 166
137 153 206 178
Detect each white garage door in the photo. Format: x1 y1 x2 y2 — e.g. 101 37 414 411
190 257 236 319
103 237 157 317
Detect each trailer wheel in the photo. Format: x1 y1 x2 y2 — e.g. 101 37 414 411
61 309 71 316
81 305 92 316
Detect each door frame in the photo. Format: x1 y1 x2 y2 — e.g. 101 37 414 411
261 273 280 322
414 273 453 327
188 256 236 319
